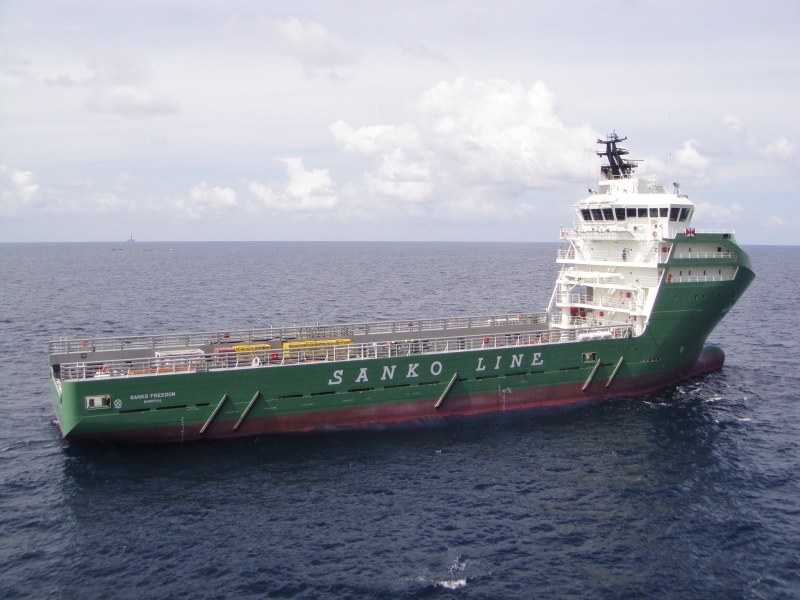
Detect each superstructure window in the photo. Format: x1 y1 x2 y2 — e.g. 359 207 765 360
591 208 603 220
638 208 647 217
679 208 691 221
602 208 614 220
626 208 636 218
670 208 680 221
660 208 668 217
615 207 626 220
581 209 592 220
649 208 658 217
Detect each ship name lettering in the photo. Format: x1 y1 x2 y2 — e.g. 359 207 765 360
531 352 543 366
328 370 343 385
407 363 419 378
476 357 486 371
430 361 442 376
355 368 369 383
494 356 503 370
381 365 396 380
510 354 523 368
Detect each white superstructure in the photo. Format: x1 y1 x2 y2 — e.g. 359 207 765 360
550 133 698 335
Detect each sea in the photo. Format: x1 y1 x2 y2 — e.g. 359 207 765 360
0 241 798 600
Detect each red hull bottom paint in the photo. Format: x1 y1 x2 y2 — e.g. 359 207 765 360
68 350 725 444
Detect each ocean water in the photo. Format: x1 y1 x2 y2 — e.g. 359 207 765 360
0 242 798 600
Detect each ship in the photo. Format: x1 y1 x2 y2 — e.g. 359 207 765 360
48 133 754 443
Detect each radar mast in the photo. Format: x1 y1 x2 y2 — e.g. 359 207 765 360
597 132 639 179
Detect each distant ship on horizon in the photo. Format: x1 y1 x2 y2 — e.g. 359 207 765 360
127 235 135 242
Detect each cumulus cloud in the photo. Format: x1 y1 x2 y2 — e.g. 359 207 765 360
694 201 742 221
0 166 144 215
328 77 596 218
0 166 40 213
675 139 711 171
363 148 436 203
84 86 180 119
673 138 712 185
258 16 359 80
164 183 238 219
48 56 181 119
765 214 786 227
723 114 796 161
248 158 338 212
9 169 39 203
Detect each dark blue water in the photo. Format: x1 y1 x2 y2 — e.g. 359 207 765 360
0 242 798 599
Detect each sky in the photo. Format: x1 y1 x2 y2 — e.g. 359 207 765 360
1 0 798 244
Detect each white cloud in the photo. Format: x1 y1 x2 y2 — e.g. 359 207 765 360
418 78 592 186
756 135 795 160
248 158 338 212
329 77 597 217
400 38 448 63
722 114 745 135
50 56 182 119
673 138 711 185
164 183 237 219
0 166 39 213
766 214 786 227
330 121 424 156
675 138 711 171
723 114 796 161
0 52 34 83
9 169 39 203
694 201 742 221
0 167 142 215
84 85 180 119
258 16 359 79
363 148 436 203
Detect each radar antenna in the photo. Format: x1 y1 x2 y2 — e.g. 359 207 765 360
597 132 640 179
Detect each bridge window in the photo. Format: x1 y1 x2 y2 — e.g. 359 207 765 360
670 208 680 221
660 208 669 217
615 207 626 220
679 208 691 221
626 208 637 218
602 208 614 220
649 208 658 217
638 208 648 217
591 208 603 220
581 209 592 220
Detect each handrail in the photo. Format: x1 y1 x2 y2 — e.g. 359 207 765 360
57 324 634 381
557 248 659 264
49 312 549 355
559 294 636 310
673 252 737 259
668 275 735 283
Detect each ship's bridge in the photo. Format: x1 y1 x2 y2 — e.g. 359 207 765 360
568 175 695 241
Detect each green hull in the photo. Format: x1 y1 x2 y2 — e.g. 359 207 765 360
50 233 754 443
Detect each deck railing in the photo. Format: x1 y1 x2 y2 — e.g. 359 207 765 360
560 294 636 310
56 324 633 381
668 274 736 283
557 248 659 264
673 252 737 259
49 312 550 355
